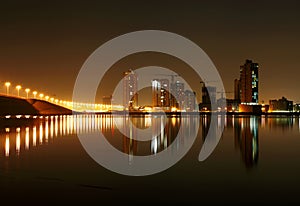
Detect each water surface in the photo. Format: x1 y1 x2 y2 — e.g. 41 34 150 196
0 114 299 203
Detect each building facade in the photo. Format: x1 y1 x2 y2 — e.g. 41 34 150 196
199 83 216 111
123 70 138 110
152 79 170 108
239 59 259 104
173 81 185 110
269 97 293 112
184 90 196 111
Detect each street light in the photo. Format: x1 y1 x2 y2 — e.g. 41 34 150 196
39 93 44 100
16 85 21 97
45 96 49 101
25 88 30 98
5 82 11 95
32 91 37 99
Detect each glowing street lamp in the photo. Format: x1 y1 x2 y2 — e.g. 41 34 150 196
50 97 54 102
5 82 11 95
25 88 30 98
45 96 49 101
32 91 37 99
39 93 44 99
16 85 22 97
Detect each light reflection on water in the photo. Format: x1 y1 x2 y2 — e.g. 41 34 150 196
0 115 299 169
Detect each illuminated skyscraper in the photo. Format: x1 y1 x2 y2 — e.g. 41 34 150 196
123 70 138 110
184 90 196 111
239 59 259 104
199 83 216 111
152 79 170 108
202 85 216 105
173 81 185 109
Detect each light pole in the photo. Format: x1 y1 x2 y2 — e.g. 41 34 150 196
32 91 37 99
5 82 11 95
45 96 49 101
25 88 30 98
39 93 44 100
16 85 21 97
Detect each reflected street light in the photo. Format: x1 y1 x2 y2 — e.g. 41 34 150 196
16 85 21 97
32 91 37 99
5 82 11 95
25 88 30 98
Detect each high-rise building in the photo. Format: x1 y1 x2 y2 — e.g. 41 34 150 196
173 81 185 109
184 90 196 111
152 79 170 108
123 69 138 110
239 59 259 104
199 83 216 111
201 85 216 105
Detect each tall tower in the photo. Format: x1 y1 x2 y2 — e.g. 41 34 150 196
123 69 138 110
184 90 196 111
201 83 216 105
173 81 185 109
240 59 259 104
152 79 170 108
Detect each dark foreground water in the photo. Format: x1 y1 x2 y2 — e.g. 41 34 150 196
0 114 299 203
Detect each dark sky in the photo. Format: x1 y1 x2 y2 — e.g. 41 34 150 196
1 0 300 104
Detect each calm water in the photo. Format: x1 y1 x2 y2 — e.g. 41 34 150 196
0 114 300 203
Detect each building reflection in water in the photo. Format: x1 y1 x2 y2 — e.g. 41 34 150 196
1 114 298 168
234 116 259 169
151 116 170 155
201 115 259 168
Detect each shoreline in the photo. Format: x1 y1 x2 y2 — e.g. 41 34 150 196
0 111 299 119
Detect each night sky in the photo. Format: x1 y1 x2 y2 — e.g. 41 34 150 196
1 1 300 104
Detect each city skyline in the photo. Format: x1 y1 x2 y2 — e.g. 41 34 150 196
1 1 300 204
0 1 300 103
1 58 299 113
